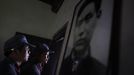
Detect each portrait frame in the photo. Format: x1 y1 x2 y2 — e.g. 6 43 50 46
56 0 117 75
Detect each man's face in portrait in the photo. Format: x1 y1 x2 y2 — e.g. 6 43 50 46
73 2 99 56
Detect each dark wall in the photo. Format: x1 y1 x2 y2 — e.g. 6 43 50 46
119 0 134 75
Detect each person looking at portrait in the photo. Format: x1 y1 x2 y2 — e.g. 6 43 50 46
20 43 50 75
0 34 31 75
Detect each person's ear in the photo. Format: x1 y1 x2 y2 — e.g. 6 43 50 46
97 10 102 18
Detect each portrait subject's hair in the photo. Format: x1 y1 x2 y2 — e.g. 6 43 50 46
77 0 102 17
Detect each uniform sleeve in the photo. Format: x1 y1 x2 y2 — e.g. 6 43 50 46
21 64 40 75
0 64 17 75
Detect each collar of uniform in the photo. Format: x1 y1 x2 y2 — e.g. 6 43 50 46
28 58 43 65
4 57 16 65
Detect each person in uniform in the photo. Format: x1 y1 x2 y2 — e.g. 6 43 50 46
20 43 50 75
0 34 31 75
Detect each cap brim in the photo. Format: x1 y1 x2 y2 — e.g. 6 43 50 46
49 51 55 54
24 43 36 48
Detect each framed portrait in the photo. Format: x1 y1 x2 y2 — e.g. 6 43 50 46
56 0 116 75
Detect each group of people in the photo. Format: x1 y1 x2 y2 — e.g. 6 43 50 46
0 0 107 75
0 34 50 75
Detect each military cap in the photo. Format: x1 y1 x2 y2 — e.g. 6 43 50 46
4 34 32 56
